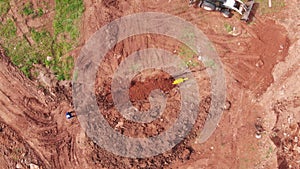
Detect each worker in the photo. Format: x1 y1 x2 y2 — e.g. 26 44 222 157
172 77 189 85
66 111 75 119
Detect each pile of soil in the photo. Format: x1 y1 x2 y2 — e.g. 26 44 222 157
129 69 175 111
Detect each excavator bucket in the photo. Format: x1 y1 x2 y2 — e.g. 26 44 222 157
241 0 255 21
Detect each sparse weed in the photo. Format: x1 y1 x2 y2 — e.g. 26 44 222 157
266 146 274 158
22 2 34 16
37 8 43 16
178 45 199 68
0 0 10 17
224 23 233 33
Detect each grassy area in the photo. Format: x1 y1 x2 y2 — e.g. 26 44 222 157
22 2 45 18
53 0 84 40
0 22 52 77
0 0 84 80
0 19 16 38
255 0 285 14
0 0 10 17
51 0 84 80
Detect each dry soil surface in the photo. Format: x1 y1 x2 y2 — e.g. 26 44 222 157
0 0 299 169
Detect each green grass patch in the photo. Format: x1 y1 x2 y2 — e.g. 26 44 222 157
37 8 44 17
22 2 44 18
49 0 84 80
22 2 34 16
224 23 233 33
53 0 84 40
2 28 75 80
0 19 17 38
0 0 10 17
5 39 40 77
53 55 74 80
0 0 83 80
256 0 285 14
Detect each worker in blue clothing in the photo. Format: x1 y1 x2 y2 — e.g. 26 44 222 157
66 111 76 119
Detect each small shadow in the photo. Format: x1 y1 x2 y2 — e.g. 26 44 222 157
247 2 259 23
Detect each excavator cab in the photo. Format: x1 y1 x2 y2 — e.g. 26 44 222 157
190 0 254 21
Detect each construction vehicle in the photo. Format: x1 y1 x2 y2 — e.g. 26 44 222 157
189 0 254 21
172 77 189 85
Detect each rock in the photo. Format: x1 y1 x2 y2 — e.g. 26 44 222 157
223 101 231 110
46 56 52 61
115 121 124 129
16 163 23 169
230 27 241 36
255 132 262 139
279 45 284 49
256 60 264 67
294 136 298 143
29 163 39 169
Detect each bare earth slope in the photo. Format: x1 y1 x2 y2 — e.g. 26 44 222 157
0 0 299 168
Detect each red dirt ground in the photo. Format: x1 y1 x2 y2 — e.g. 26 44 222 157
0 0 299 169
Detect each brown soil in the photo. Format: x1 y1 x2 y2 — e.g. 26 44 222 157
0 0 299 169
129 69 175 104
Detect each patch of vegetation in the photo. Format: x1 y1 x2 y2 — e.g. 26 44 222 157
0 19 17 38
50 0 84 80
178 45 199 68
0 0 84 80
52 55 74 80
22 2 34 16
266 146 274 158
37 8 44 17
22 2 44 18
0 0 10 17
224 23 233 33
256 0 285 14
203 59 216 69
1 27 52 77
53 0 84 40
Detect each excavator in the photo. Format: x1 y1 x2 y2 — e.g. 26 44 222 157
189 0 254 21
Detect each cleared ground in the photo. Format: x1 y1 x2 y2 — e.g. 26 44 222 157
0 0 299 168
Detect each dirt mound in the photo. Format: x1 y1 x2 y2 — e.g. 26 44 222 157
129 69 175 110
